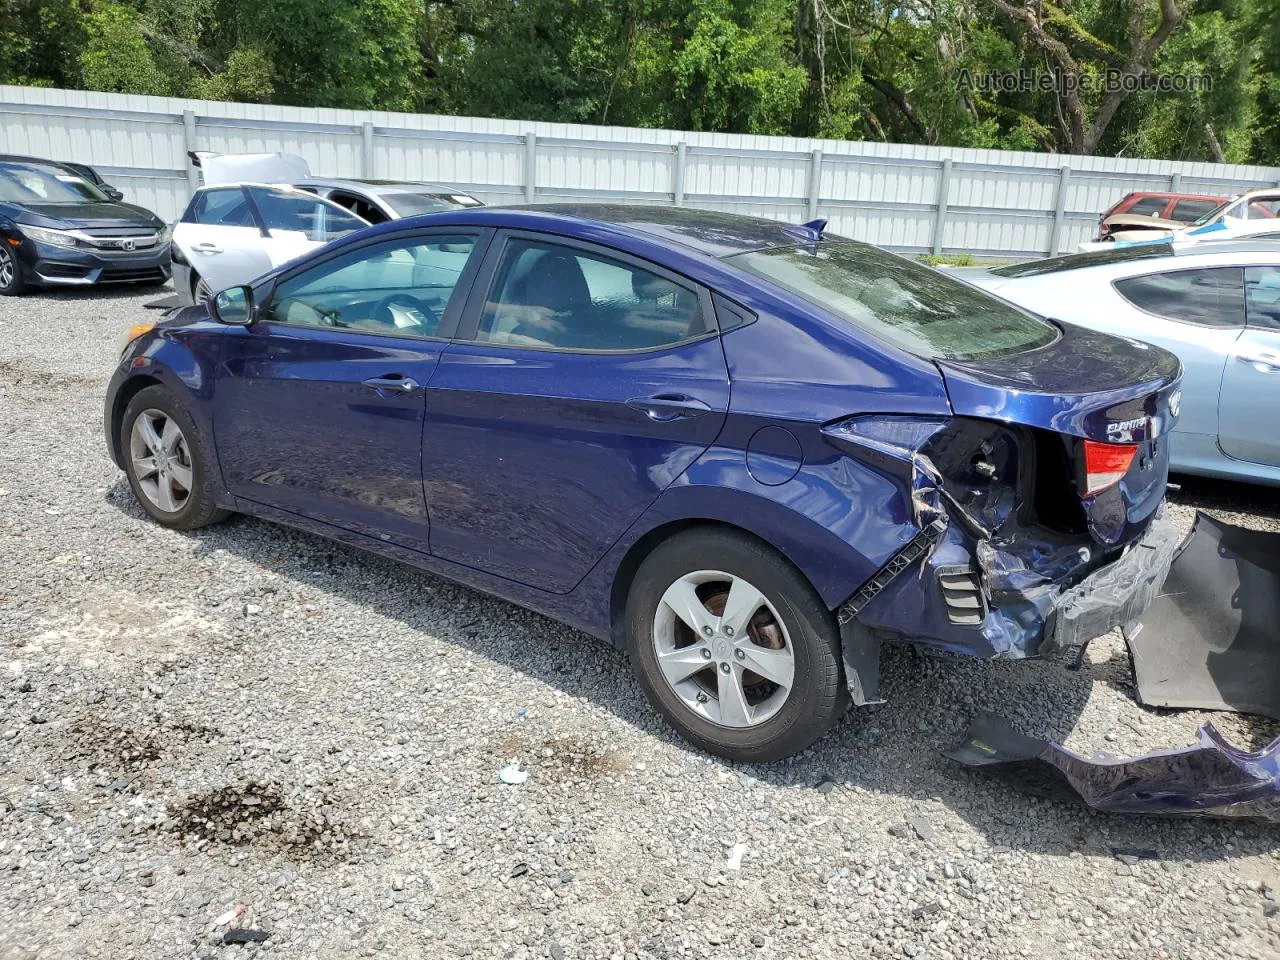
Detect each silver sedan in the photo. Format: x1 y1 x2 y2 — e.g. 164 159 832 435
952 241 1280 487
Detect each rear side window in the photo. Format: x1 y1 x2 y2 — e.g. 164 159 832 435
1113 267 1244 328
1125 197 1168 217
727 241 1057 360
191 188 255 227
475 238 709 351
1171 199 1220 222
1246 266 1280 330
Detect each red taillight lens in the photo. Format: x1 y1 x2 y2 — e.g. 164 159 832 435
1082 440 1138 496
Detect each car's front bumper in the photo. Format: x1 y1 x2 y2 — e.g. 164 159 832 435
19 240 170 287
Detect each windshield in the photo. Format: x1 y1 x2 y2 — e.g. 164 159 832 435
382 191 483 217
1192 197 1237 226
0 162 109 204
729 242 1058 360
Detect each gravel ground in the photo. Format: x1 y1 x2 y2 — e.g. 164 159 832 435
1 286 1279 960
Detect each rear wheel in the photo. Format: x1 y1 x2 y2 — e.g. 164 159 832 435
626 528 847 761
121 384 229 530
0 243 26 296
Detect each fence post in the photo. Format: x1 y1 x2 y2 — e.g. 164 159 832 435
361 121 375 179
1049 165 1071 256
1170 171 1182 193
182 109 199 192
524 131 537 203
807 149 823 219
673 141 687 207
931 158 952 256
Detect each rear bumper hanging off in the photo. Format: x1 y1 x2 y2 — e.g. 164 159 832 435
1038 512 1182 664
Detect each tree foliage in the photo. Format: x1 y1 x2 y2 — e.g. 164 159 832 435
0 0 1276 165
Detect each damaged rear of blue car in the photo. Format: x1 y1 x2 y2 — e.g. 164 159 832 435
717 239 1182 716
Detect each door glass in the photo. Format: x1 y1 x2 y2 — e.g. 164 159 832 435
247 187 367 243
264 235 477 338
476 239 707 350
1113 267 1244 327
194 188 255 227
1247 199 1280 220
1170 199 1220 223
1246 267 1280 330
1125 197 1167 217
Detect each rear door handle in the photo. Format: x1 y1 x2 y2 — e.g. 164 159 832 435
192 242 222 255
1237 351 1280 373
362 374 421 394
626 393 713 422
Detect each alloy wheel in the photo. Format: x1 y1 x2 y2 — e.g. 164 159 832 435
651 570 795 728
0 245 14 289
129 409 194 513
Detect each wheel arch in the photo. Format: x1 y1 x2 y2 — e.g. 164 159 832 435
108 374 164 468
607 517 835 648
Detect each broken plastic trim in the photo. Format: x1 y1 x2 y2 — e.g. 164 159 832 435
837 518 948 625
947 713 1280 823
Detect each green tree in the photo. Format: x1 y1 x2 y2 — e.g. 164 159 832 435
80 2 170 95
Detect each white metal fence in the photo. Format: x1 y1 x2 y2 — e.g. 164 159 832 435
4 84 1279 260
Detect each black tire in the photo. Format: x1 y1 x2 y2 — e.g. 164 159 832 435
0 243 27 296
626 528 847 762
120 384 230 530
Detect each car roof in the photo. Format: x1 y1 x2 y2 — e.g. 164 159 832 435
1123 191 1225 201
295 177 462 196
993 239 1280 278
397 203 823 259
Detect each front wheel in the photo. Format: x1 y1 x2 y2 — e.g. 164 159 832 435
626 528 847 761
0 242 26 296
120 384 229 530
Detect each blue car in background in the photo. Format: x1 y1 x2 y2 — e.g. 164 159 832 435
104 206 1182 761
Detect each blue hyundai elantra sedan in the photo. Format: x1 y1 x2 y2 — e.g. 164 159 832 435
105 205 1183 761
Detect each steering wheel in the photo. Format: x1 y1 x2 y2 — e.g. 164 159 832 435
372 293 437 335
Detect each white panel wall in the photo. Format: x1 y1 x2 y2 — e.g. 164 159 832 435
2 85 1278 260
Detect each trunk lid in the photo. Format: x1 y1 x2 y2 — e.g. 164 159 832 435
937 320 1182 546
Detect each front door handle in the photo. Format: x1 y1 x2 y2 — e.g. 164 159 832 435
362 374 421 394
626 393 713 422
1237 351 1280 373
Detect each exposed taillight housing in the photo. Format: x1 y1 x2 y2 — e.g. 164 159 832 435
1081 440 1138 496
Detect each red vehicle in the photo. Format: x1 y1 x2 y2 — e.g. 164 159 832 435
1098 191 1227 240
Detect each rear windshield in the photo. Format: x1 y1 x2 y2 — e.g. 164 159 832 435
992 244 1174 278
727 241 1057 360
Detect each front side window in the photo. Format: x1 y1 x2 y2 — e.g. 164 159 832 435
729 241 1057 360
1113 267 1244 328
1246 266 1280 330
1248 198 1280 220
265 234 478 338
247 187 367 243
192 188 255 227
475 238 708 351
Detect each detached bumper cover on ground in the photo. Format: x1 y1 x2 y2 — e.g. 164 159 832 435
948 713 1280 823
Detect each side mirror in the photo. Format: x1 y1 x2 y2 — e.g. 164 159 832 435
211 285 254 325
104 185 125 202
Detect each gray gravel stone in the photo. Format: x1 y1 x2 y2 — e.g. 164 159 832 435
0 287 1278 959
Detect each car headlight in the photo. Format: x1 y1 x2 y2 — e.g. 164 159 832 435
22 225 80 249
156 223 172 245
117 319 157 357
